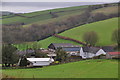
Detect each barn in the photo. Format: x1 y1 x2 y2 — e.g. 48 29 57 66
27 58 54 67
106 52 120 59
48 43 80 55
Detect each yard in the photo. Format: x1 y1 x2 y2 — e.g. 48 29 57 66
2 59 118 78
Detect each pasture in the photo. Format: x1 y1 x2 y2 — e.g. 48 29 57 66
1 5 87 25
14 17 118 50
2 59 118 78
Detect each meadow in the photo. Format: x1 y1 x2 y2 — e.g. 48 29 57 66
2 59 118 78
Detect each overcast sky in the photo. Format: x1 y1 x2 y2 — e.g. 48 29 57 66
1 0 119 2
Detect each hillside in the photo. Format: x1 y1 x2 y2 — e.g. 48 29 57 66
14 17 118 50
59 17 118 45
1 4 118 25
1 5 87 25
2 59 118 78
39 17 118 47
2 3 119 44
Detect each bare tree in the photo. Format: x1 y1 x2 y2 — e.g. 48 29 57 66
83 31 98 46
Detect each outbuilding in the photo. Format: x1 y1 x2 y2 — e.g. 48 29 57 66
48 43 80 55
27 58 54 67
106 52 120 59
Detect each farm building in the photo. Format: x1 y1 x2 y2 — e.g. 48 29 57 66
80 47 106 59
16 48 56 58
101 46 114 52
106 52 120 59
48 43 80 55
27 58 54 67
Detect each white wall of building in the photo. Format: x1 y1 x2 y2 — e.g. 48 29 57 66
96 49 106 56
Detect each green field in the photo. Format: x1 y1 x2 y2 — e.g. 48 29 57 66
1 5 87 25
1 5 118 25
59 17 118 46
14 17 118 50
2 59 118 78
39 18 118 48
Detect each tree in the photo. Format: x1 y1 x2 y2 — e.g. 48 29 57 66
2 44 19 67
55 48 68 63
19 56 28 67
112 28 120 46
92 13 108 22
83 31 98 46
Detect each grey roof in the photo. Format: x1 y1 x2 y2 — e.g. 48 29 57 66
83 47 100 54
51 43 80 48
16 50 35 55
102 46 114 52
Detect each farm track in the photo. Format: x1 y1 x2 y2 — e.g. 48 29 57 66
53 34 87 46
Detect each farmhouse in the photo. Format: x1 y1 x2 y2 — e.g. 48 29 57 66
27 58 54 67
80 47 106 59
48 43 80 55
101 46 114 52
48 43 107 59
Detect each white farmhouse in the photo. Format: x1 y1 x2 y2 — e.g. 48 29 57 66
80 47 106 59
27 58 54 67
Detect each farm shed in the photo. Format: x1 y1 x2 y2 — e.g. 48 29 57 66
27 58 54 67
106 52 120 59
101 46 114 52
48 43 80 55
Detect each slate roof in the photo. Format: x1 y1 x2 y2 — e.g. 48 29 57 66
16 50 35 55
82 47 100 54
101 46 114 52
62 47 80 51
49 43 81 51
50 43 80 48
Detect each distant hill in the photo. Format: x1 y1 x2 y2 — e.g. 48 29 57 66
14 17 118 50
1 3 118 25
0 11 14 16
1 5 88 24
2 3 119 47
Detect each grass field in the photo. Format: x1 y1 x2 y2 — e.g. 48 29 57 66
14 17 118 50
59 17 118 46
1 5 87 25
2 59 118 78
1 5 118 25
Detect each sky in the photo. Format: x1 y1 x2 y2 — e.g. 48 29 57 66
1 0 119 2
